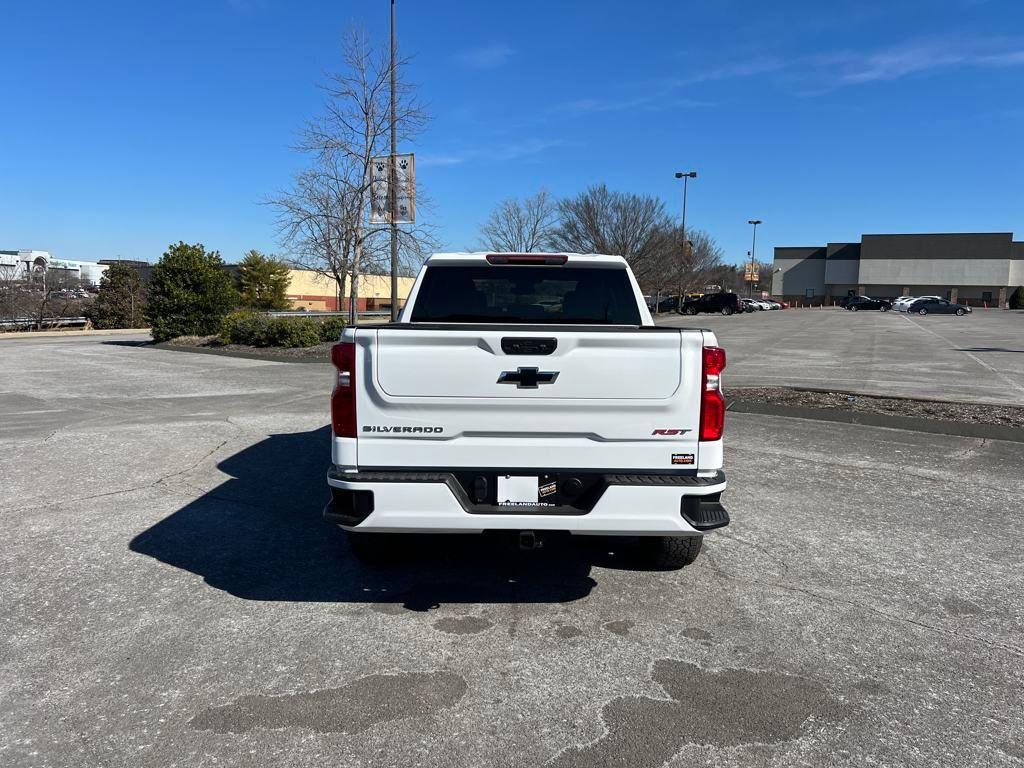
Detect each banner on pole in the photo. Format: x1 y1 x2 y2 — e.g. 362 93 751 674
369 154 415 224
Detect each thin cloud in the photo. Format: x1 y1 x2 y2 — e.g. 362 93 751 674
797 35 1024 91
419 139 562 167
454 43 514 69
681 56 788 84
557 35 1024 107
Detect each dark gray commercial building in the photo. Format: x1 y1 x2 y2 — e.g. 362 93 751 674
772 232 1024 307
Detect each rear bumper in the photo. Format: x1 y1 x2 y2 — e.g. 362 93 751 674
324 468 728 536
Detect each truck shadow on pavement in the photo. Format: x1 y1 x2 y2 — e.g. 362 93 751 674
129 427 622 608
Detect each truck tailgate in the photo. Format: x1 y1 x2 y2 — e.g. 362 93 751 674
355 327 704 471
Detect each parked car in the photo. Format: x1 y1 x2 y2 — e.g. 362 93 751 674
838 295 867 308
845 296 892 311
739 298 759 313
654 296 680 313
906 298 972 316
325 252 729 569
763 300 782 310
895 295 940 312
680 292 742 316
891 296 914 311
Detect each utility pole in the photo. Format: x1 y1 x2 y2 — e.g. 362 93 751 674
747 219 762 298
674 171 697 303
389 0 399 322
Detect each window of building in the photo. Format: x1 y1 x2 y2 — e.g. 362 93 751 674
982 291 993 304
805 288 815 298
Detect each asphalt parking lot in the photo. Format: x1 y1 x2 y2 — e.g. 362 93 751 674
2 334 1023 767
658 307 1024 406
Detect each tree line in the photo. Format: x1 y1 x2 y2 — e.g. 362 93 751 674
86 245 292 339
476 186 733 298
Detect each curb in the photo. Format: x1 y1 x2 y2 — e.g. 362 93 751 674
727 398 1024 444
0 328 150 340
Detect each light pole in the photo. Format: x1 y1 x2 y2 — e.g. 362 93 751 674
675 171 697 302
747 219 762 298
389 0 399 322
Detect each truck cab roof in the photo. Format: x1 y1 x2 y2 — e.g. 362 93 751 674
426 252 629 267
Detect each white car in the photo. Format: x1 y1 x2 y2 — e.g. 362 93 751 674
894 295 940 312
325 252 729 568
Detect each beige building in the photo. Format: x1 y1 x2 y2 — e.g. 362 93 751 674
286 269 415 312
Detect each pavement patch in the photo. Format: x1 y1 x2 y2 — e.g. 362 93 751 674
555 624 584 639
433 615 495 634
603 619 634 636
190 671 467 734
549 660 842 768
681 628 712 641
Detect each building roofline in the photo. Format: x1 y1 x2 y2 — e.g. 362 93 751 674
860 232 1013 238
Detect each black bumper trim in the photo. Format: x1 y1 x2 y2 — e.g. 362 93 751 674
325 468 726 520
681 496 730 531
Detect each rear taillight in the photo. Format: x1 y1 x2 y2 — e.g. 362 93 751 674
699 346 726 441
331 342 356 438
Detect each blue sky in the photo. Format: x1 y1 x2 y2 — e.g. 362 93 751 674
2 0 1022 266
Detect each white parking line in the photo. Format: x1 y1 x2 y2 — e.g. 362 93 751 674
900 315 1024 395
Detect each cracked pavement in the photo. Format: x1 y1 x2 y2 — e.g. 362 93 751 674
1 333 1023 767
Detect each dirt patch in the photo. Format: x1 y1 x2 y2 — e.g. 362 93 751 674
159 336 331 362
729 387 1024 429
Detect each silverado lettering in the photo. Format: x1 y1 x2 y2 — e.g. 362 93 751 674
362 426 444 433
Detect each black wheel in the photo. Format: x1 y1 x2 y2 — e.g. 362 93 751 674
347 530 405 565
683 306 698 315
955 308 966 316
850 305 858 311
881 305 890 312
637 536 703 569
721 306 734 316
918 308 928 316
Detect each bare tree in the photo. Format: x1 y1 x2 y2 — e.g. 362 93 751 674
656 228 726 297
268 27 434 319
477 190 558 253
548 185 674 283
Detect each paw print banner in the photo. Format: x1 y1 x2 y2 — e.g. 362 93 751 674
369 154 416 224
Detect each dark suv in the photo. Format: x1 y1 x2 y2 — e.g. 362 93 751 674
680 292 742 316
845 296 892 311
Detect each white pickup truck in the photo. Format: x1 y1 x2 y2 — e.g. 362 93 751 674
325 252 728 568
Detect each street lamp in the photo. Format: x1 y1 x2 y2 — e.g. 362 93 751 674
675 171 697 301
747 219 762 298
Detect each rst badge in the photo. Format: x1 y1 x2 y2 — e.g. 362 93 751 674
652 429 691 436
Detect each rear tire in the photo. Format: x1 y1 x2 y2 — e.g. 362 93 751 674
955 308 966 316
721 306 734 316
638 535 703 569
881 305 889 311
850 305 859 311
683 306 698 316
918 308 928 316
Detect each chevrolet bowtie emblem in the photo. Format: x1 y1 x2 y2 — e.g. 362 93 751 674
497 367 559 389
